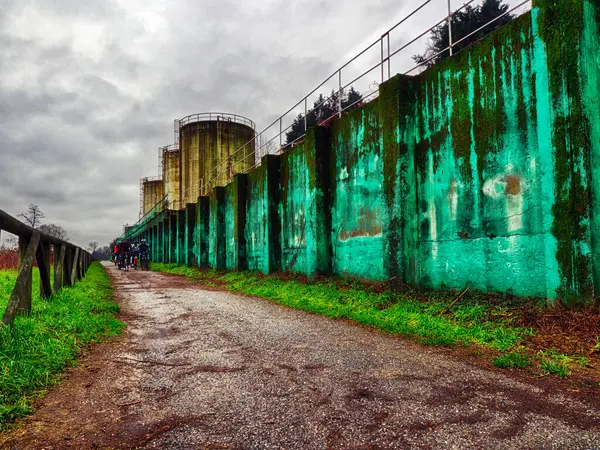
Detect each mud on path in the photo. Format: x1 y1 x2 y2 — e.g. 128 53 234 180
2 263 600 449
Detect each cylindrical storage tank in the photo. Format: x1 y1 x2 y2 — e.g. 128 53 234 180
162 145 181 210
142 178 164 216
178 113 255 203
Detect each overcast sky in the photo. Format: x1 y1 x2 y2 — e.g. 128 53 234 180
0 0 529 248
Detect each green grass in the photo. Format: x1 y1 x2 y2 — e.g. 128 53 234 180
152 263 531 353
0 263 123 428
492 352 531 368
539 359 571 378
536 348 591 378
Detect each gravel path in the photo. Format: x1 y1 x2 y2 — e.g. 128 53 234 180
2 263 600 449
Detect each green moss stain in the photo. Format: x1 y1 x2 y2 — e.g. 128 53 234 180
279 141 316 275
245 163 269 273
331 100 384 279
536 0 597 303
224 181 237 269
408 9 567 298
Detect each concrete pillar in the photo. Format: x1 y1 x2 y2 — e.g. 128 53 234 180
210 187 226 270
531 0 599 303
186 203 197 266
380 74 419 290
225 174 248 270
158 221 165 263
177 209 186 265
197 196 210 268
170 212 177 264
312 127 333 275
163 217 169 263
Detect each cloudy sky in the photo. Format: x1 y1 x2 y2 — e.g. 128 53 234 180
0 0 529 248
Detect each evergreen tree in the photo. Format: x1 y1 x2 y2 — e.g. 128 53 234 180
284 87 363 147
342 86 363 110
413 0 513 67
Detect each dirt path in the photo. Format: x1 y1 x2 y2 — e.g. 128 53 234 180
2 263 600 449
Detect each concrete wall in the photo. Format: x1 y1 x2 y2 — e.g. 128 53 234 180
142 0 600 305
377 0 600 303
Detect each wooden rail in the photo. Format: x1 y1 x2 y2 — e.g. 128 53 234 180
0 209 92 326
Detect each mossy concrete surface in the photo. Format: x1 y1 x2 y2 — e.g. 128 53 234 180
127 0 600 306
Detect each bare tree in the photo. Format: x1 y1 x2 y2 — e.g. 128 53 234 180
38 224 69 241
256 136 279 162
87 241 99 253
96 246 112 260
18 204 45 228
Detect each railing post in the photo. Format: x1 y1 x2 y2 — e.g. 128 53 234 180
448 0 453 56
380 37 384 82
279 118 283 148
17 234 33 314
304 98 308 133
2 232 40 325
338 70 343 118
387 33 391 79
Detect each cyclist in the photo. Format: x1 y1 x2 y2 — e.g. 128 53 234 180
117 239 131 270
139 239 151 270
130 242 139 269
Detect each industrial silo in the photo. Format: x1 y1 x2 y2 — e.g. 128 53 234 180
178 113 255 204
142 177 164 216
161 144 181 210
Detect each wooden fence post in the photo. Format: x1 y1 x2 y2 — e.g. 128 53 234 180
36 239 52 299
54 243 66 292
70 248 80 284
76 251 82 280
63 247 72 287
2 232 40 325
17 234 33 314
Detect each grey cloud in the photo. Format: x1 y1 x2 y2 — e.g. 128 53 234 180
2 0 522 247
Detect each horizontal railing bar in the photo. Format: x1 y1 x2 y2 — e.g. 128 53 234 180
0 209 88 253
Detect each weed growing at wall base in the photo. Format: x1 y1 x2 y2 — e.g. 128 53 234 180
0 263 123 429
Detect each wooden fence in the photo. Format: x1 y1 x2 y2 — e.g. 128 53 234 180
0 209 92 326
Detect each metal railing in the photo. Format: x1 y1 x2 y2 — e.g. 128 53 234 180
128 0 532 231
0 209 92 326
142 176 162 183
178 112 256 130
189 0 530 199
122 194 169 240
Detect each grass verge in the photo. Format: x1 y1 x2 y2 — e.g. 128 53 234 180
0 262 123 429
